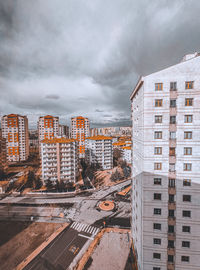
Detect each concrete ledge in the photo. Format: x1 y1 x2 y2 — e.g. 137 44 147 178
15 223 69 270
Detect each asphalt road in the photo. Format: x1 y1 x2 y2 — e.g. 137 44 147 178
24 222 99 270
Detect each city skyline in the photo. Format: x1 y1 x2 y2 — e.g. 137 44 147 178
1 1 200 128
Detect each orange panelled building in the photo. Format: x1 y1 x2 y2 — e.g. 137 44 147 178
1 114 29 162
71 116 90 158
38 115 59 143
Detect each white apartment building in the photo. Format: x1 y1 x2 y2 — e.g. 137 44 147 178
71 116 90 158
85 136 113 170
38 115 59 143
122 146 132 164
59 124 69 138
41 138 79 183
131 53 200 270
1 114 29 162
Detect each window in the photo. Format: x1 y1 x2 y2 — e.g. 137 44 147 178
154 223 161 230
169 179 175 187
154 178 162 185
155 115 162 123
183 195 191 202
153 268 160 270
184 147 192 155
168 225 174 233
154 163 162 170
182 226 190 233
154 238 161 245
154 193 162 200
154 147 162 155
170 99 176 108
155 99 163 107
154 131 162 139
170 131 176 139
184 131 192 139
183 179 191 186
182 210 191 217
169 209 175 217
184 163 192 171
182 241 190 248
184 115 193 123
185 81 194 89
185 98 193 106
169 147 175 156
155 83 163 91
153 253 161 259
170 82 177 91
168 240 174 248
168 255 174 263
169 163 175 172
170 116 176 124
169 194 174 203
154 208 161 215
181 256 189 262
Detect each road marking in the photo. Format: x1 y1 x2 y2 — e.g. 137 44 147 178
88 226 93 234
81 224 87 231
86 226 91 233
71 222 76 229
78 233 94 240
93 228 99 235
90 227 95 234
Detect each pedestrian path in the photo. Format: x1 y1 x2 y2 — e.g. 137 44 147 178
70 222 99 235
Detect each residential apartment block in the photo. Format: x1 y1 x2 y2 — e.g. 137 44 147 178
41 138 79 183
1 114 29 162
59 124 69 138
131 53 200 270
38 115 59 143
0 130 7 172
71 116 90 158
85 136 113 170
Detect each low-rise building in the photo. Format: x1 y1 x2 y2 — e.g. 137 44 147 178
85 136 113 170
41 138 79 184
121 146 132 164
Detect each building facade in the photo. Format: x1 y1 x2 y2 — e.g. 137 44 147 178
0 130 7 172
59 124 69 138
38 115 59 143
85 136 113 170
131 53 200 270
121 146 132 164
1 114 29 162
71 116 90 158
41 138 79 184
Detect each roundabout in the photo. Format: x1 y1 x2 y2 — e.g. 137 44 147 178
98 200 115 211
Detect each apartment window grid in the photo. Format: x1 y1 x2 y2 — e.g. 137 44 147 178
170 99 176 108
169 178 175 187
154 147 162 155
155 115 162 123
184 115 193 123
183 179 191 186
153 253 161 259
182 226 190 233
185 81 194 89
184 147 192 155
154 163 162 170
170 81 177 91
169 147 176 156
182 241 190 248
153 238 161 245
184 163 192 171
153 267 160 270
154 193 162 200
182 210 191 217
185 98 193 106
170 115 176 124
181 256 190 262
154 131 162 139
154 208 161 215
155 99 163 107
184 131 192 139
155 83 163 91
183 195 191 202
154 178 162 185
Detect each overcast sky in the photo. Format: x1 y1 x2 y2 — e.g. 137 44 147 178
0 0 200 128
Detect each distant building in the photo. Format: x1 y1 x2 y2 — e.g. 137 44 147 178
121 146 132 164
1 114 29 162
41 138 79 184
90 126 132 137
38 115 59 143
131 53 200 270
85 136 113 170
29 130 39 151
59 124 69 138
0 130 7 172
71 116 90 158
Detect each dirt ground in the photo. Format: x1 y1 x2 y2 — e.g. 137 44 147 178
95 167 124 187
0 221 62 270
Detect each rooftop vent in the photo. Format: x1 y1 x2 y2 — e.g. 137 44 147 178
182 52 200 62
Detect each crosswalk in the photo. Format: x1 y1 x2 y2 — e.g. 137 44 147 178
70 222 99 235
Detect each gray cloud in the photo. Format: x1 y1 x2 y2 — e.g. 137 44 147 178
0 0 200 128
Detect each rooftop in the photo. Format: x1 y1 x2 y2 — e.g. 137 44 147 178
86 135 113 141
41 138 77 144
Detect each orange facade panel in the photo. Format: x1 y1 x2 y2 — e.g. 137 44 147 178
79 145 85 154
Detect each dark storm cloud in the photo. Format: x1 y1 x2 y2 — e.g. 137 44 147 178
0 0 200 128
